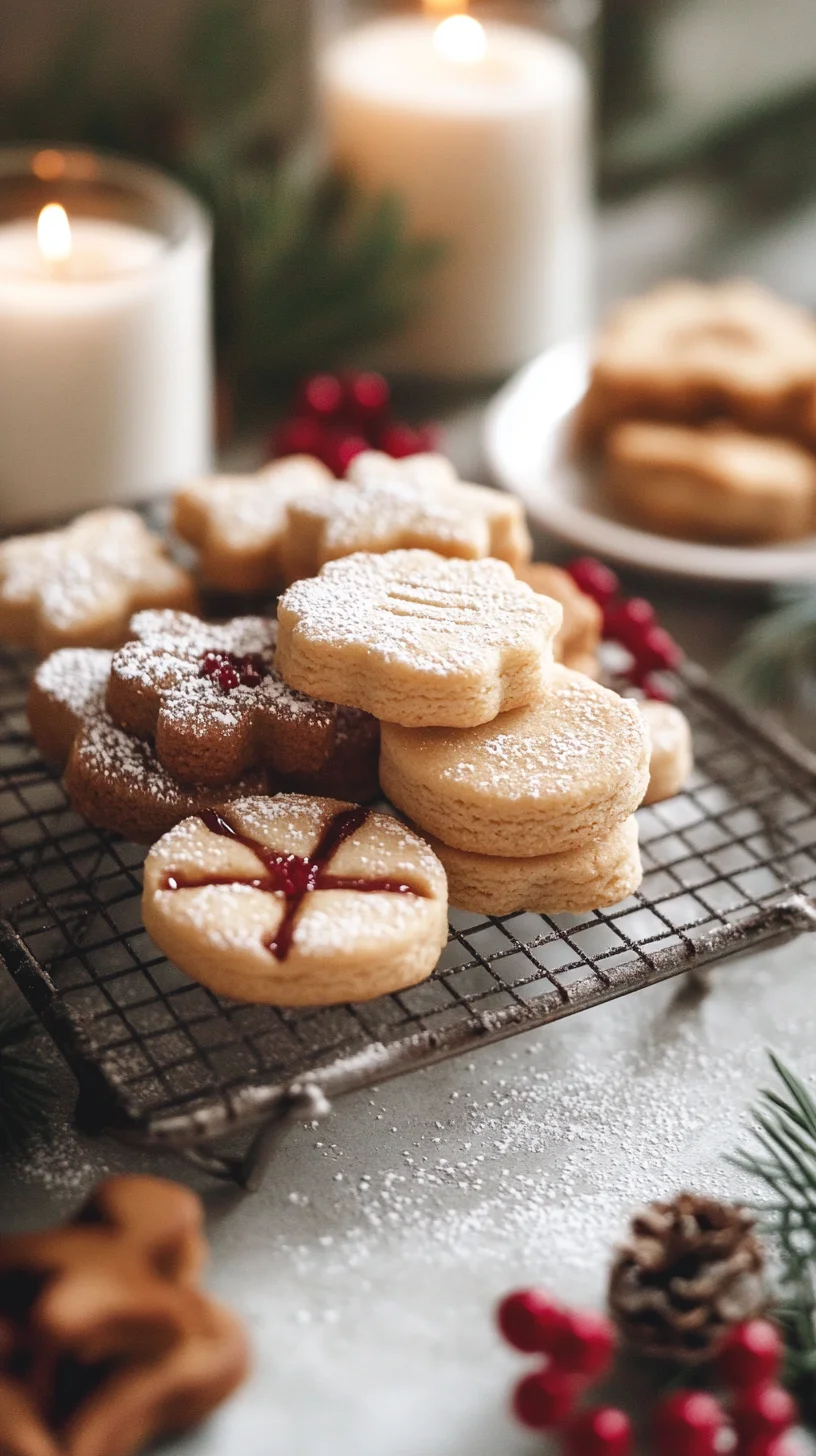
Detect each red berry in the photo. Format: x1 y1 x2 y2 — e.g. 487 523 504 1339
512 1367 579 1431
654 1391 726 1456
733 1385 797 1443
564 1406 632 1456
200 650 225 678
298 373 345 420
635 625 683 673
741 1436 798 1456
214 663 240 693
324 432 369 476
378 422 426 458
717 1321 784 1391
496 1290 567 1354
603 597 655 649
550 1310 616 1378
567 557 620 606
273 415 327 460
344 371 391 423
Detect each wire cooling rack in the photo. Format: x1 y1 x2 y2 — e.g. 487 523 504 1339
2 637 816 1187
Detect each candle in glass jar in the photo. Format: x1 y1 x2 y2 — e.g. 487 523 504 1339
320 7 593 380
0 151 212 528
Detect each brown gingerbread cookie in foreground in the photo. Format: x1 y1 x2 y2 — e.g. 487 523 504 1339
0 1175 248 1456
0 509 197 656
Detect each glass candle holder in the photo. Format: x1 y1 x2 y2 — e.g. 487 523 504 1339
315 0 597 381
0 146 213 529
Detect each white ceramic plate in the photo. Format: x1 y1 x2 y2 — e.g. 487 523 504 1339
483 338 816 584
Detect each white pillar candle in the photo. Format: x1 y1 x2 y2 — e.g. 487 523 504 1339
320 10 593 380
0 152 212 529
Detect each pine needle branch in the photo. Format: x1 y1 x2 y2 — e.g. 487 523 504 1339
725 587 816 708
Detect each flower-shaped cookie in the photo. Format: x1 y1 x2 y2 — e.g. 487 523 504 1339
281 451 533 583
107 610 378 788
0 1175 248 1456
579 279 816 442
0 509 197 656
172 456 334 592
276 550 562 728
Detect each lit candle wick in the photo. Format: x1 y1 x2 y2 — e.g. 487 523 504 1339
433 13 487 64
37 203 72 266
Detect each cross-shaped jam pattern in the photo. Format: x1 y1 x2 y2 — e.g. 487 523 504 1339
163 807 427 961
199 650 268 695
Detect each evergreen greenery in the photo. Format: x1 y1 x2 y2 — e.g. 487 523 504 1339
726 586 816 709
0 1004 55 1157
730 1052 816 1425
0 0 441 414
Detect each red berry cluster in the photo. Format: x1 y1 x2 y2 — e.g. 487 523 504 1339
565 557 683 702
497 1291 628 1454
270 372 439 477
199 650 267 695
498 1297 798 1456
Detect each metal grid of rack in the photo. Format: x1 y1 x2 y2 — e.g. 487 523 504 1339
2 637 816 1186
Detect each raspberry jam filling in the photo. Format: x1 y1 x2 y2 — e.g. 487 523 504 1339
163 807 426 961
199 650 268 694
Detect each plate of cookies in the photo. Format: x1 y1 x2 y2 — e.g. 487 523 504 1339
484 279 816 584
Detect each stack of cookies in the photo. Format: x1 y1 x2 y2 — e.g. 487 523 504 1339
580 279 816 544
276 548 650 916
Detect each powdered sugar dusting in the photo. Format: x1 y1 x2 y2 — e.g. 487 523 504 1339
34 648 112 718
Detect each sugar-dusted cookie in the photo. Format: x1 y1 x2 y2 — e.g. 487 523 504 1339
605 420 816 543
143 795 449 1005
30 647 268 843
0 1175 248 1456
640 701 694 806
172 456 334 592
424 816 641 916
515 563 602 678
276 550 561 729
380 666 650 856
0 509 197 656
579 280 816 444
107 609 379 791
281 451 533 583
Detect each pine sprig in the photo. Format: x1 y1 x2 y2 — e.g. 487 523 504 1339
730 1052 816 1423
725 586 816 708
0 1004 55 1157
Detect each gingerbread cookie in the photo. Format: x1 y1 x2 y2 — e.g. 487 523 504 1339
425 816 641 915
0 1175 248 1456
107 609 379 790
515 563 601 677
143 795 448 1005
640 701 694 806
172 455 334 592
0 509 197 656
280 451 533 583
579 279 816 443
605 420 816 542
276 550 561 729
380 666 650 857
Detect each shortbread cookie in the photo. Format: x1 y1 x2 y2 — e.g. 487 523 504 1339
579 280 816 443
143 795 449 1005
515 563 601 678
277 551 561 729
281 451 533 583
640 701 694 806
605 420 816 542
380 666 650 856
424 816 641 916
172 456 334 592
0 509 197 656
107 609 379 790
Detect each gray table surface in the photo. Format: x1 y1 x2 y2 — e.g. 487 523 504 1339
3 179 816 1455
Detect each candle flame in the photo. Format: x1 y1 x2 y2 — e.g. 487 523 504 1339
37 203 72 264
433 12 487 63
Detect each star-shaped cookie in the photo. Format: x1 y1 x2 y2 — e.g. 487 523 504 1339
281 451 533 583
0 509 197 656
107 610 379 788
276 549 562 728
172 456 334 592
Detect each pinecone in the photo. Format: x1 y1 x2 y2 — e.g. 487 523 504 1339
608 1193 766 1365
